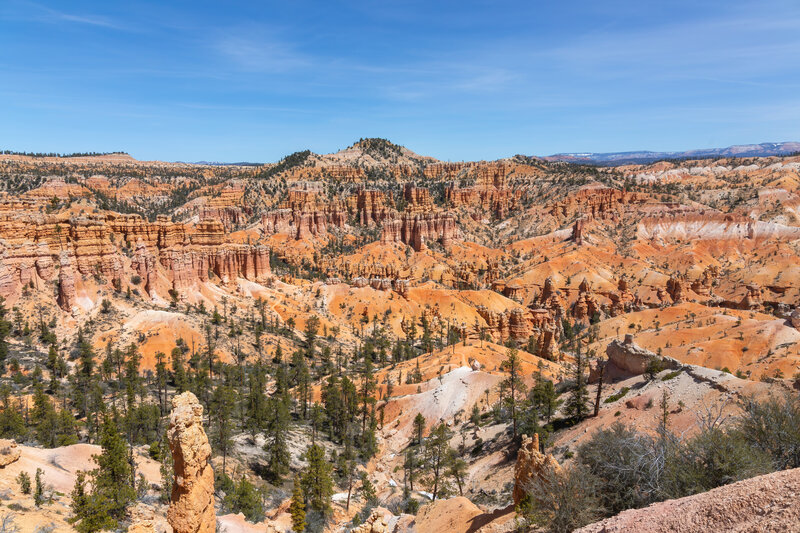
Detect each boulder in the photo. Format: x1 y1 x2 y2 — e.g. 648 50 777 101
0 440 20 467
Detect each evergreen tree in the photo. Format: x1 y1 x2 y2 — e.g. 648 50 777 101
212 384 237 475
289 476 306 532
171 347 188 394
291 350 310 418
447 448 467 496
360 473 377 506
16 471 31 494
154 351 168 414
0 297 11 373
530 372 558 424
246 362 269 436
223 477 264 522
71 470 114 533
412 413 426 446
264 397 290 481
425 423 453 500
419 314 433 353
159 431 174 503
0 388 25 440
301 443 334 515
360 357 376 437
31 383 58 447
34 468 45 507
91 414 136 521
565 345 590 421
303 315 320 359
500 347 527 439
404 448 418 492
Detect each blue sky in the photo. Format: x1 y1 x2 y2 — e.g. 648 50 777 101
1 0 799 162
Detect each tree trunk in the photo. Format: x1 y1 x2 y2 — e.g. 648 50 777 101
593 363 605 417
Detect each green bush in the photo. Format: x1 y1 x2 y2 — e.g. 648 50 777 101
604 387 630 403
519 463 602 533
737 394 800 469
223 477 265 522
578 423 663 514
17 471 31 494
662 421 771 498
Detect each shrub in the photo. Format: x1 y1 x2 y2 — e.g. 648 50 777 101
520 463 603 533
662 418 771 498
578 423 665 514
737 394 800 469
645 358 664 381
16 472 31 495
604 387 630 403
223 477 264 522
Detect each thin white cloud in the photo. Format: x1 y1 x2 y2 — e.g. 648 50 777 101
5 1 130 30
214 31 311 73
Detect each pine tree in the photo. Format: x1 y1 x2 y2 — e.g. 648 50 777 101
447 448 467 496
289 476 306 532
412 413 426 445
71 414 134 532
31 383 58 447
0 297 11 373
34 468 45 507
360 472 377 505
425 423 453 500
0 388 25 440
291 350 310 418
565 344 590 421
223 477 264 522
171 347 188 394
159 431 174 503
359 357 376 437
304 315 319 359
301 443 334 515
264 397 290 482
155 351 168 414
16 471 31 494
500 347 527 439
531 372 558 424
404 448 418 492
91 413 136 521
246 362 269 436
420 314 433 353
211 384 237 475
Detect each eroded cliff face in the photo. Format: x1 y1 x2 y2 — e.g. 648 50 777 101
549 187 648 220
403 184 435 214
57 251 78 313
444 163 530 219
380 212 458 251
160 244 271 292
357 189 393 226
261 184 347 240
0 200 271 304
167 392 215 533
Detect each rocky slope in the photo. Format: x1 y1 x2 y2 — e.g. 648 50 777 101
577 467 800 532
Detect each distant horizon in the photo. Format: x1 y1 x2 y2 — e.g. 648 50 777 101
2 0 799 163
2 138 799 166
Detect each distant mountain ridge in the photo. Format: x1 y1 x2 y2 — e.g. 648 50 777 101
544 142 800 166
